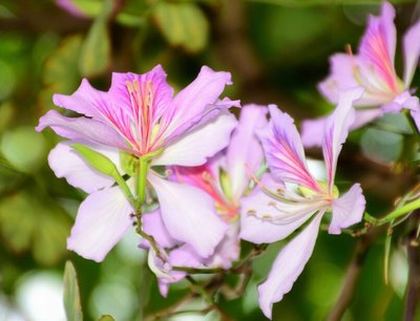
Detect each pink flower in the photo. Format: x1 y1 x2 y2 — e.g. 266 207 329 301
240 89 366 319
302 2 420 147
141 104 268 294
36 65 239 262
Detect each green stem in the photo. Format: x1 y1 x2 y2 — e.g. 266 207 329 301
114 173 136 208
377 198 420 225
136 157 149 209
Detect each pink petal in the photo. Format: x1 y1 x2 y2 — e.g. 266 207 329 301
403 19 420 86
152 113 237 167
166 66 234 135
141 209 179 249
411 109 420 132
359 2 398 93
56 0 86 17
207 223 240 269
257 214 323 319
259 105 320 192
48 142 120 193
67 185 133 262
148 174 228 258
322 88 364 192
36 110 127 150
329 183 366 235
226 104 268 200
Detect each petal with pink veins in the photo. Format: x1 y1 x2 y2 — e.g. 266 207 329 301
258 105 320 192
67 185 134 262
141 209 179 249
36 110 127 150
152 113 237 167
148 174 227 258
257 214 323 319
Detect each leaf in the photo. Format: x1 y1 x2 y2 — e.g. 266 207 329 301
1 126 47 173
360 128 403 163
64 261 83 321
79 0 113 77
72 144 119 178
152 2 209 53
98 316 115 321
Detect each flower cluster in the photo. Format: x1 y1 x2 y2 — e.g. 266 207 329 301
37 2 419 319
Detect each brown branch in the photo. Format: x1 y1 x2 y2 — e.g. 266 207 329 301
403 211 420 321
326 229 379 321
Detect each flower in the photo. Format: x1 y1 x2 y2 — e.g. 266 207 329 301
240 89 366 319
302 1 420 147
36 65 239 262
141 104 268 294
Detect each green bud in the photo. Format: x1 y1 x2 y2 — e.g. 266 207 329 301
72 143 118 178
120 151 137 177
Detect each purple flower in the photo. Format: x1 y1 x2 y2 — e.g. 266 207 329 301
240 89 366 319
302 1 420 146
36 65 239 262
141 104 268 294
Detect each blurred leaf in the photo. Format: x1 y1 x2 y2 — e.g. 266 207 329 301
41 35 83 111
97 316 115 321
152 2 209 53
247 0 414 6
360 128 403 163
79 0 113 77
1 126 47 173
0 59 16 100
0 102 14 133
64 261 84 321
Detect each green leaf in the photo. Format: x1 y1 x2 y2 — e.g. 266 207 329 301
97 316 115 321
360 128 403 163
152 2 209 53
64 261 83 321
79 0 113 77
1 126 47 173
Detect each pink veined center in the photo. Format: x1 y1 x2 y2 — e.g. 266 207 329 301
174 166 239 222
102 79 170 157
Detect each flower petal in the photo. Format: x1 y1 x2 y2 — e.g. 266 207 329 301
36 110 127 150
322 88 364 191
48 142 120 193
257 214 323 319
226 104 267 200
152 113 237 167
359 2 399 93
329 183 366 234
302 108 382 147
208 223 240 269
148 174 227 258
67 185 133 262
403 19 420 86
258 105 319 191
141 209 178 249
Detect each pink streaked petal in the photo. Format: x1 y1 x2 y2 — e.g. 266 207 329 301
48 142 119 193
359 2 398 93
108 65 174 123
36 110 127 150
382 91 419 113
141 209 179 249
257 214 323 319
329 184 366 234
152 113 237 167
403 19 420 87
165 66 234 135
240 184 316 244
259 105 319 191
148 174 228 258
67 185 133 262
226 104 268 200
322 88 364 192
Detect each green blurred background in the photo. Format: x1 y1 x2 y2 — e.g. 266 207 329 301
0 0 419 320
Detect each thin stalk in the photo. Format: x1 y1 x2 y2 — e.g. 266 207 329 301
377 198 420 225
136 157 149 208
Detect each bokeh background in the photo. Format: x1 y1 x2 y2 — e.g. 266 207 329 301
0 0 419 320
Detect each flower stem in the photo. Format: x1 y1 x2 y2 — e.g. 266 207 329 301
136 157 149 208
377 198 420 225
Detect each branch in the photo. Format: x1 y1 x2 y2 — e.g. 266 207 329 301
403 211 420 321
326 229 379 321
